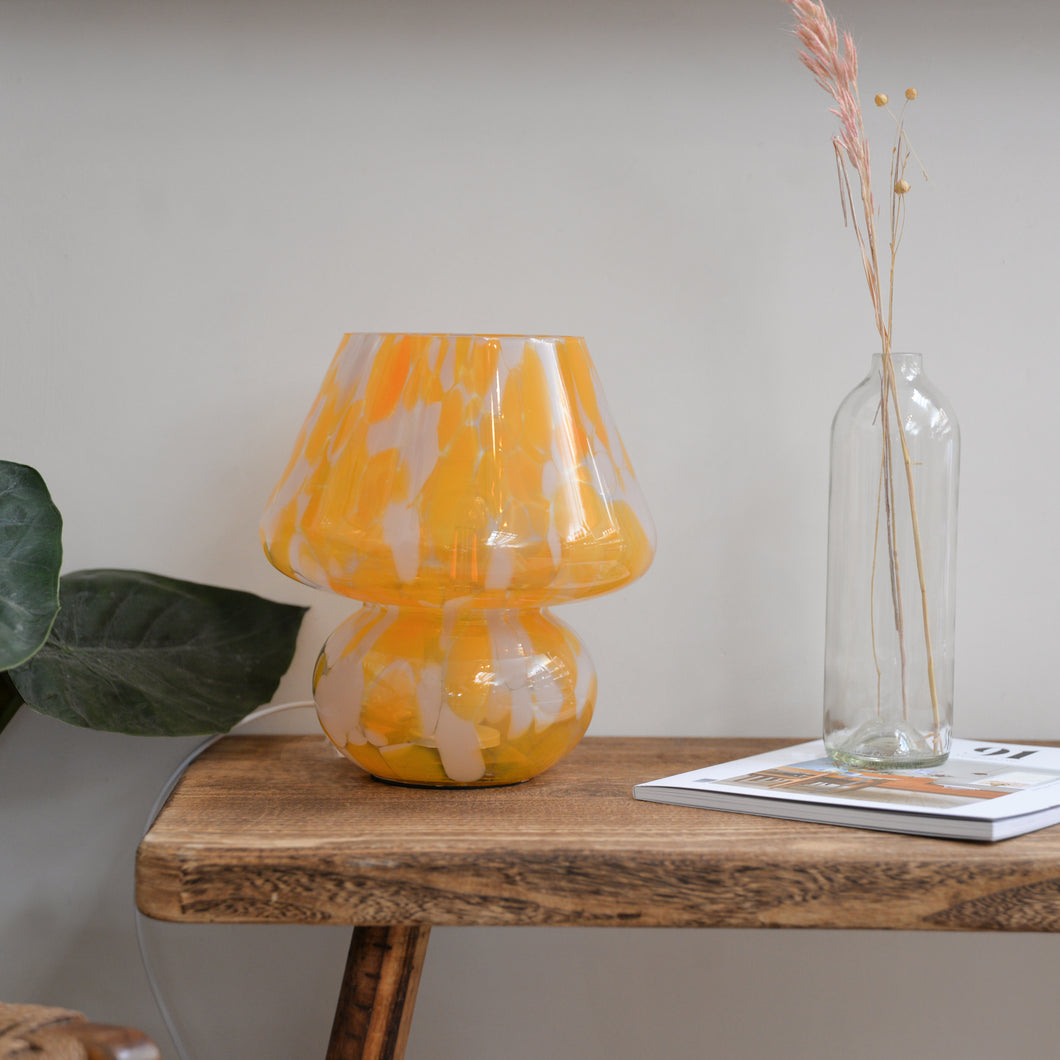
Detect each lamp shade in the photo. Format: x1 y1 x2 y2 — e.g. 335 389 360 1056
261 333 654 609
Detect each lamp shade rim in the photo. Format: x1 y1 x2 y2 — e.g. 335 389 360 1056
340 332 586 342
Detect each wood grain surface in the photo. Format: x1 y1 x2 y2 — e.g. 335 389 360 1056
136 735 1060 932
325 926 430 1060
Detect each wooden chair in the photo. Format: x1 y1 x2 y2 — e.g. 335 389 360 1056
0 1003 160 1060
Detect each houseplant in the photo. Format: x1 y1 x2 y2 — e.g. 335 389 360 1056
0 460 305 739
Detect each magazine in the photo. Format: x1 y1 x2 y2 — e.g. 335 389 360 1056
633 738 1060 841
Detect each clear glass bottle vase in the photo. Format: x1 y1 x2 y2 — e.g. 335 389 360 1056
823 352 960 769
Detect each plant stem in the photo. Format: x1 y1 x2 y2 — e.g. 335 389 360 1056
0 671 22 737
882 353 942 748
870 450 885 712
878 363 910 718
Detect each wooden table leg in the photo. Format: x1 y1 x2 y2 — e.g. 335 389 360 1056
326 925 431 1060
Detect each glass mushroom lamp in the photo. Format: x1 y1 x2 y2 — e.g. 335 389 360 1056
261 334 655 786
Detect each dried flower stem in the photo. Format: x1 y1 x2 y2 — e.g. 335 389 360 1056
885 353 942 742
787 0 940 745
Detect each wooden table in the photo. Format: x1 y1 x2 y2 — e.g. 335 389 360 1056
135 735 1060 1059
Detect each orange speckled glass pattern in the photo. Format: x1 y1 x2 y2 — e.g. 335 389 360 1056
261 334 654 785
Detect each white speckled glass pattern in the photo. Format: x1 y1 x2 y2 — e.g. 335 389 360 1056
262 334 654 785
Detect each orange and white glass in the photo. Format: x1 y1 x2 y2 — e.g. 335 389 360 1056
261 334 654 785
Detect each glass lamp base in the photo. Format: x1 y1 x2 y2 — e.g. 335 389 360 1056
826 719 949 771
314 605 596 786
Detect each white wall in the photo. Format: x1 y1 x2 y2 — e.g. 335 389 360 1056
2 0 1059 1056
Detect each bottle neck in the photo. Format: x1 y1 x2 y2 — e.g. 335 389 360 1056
871 352 922 381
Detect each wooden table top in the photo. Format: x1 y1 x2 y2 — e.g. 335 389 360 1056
135 735 1060 932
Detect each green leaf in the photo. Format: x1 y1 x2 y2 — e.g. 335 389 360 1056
9 569 307 736
0 461 63 669
0 671 22 737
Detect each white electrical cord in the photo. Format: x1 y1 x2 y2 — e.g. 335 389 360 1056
134 700 316 1060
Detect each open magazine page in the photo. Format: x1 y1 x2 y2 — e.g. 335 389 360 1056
634 739 1060 840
